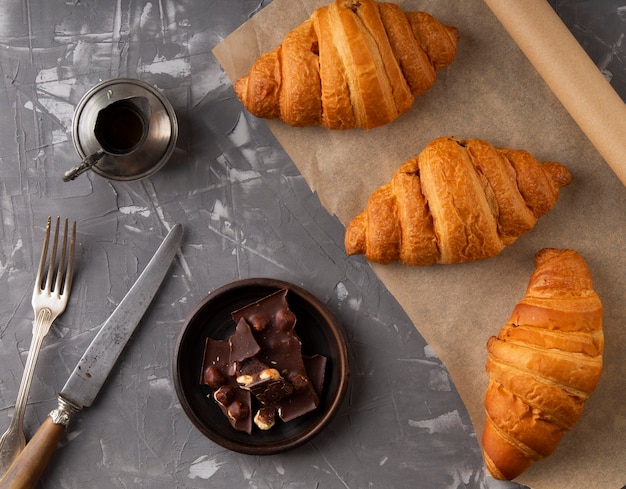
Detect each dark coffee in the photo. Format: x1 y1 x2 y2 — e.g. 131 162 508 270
94 101 146 155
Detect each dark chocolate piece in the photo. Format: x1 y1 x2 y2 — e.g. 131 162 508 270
303 354 327 398
201 337 230 387
277 371 318 422
229 317 260 363
200 337 253 434
232 288 319 422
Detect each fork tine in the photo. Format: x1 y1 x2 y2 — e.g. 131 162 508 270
62 220 77 296
53 219 68 296
34 217 52 293
46 217 61 294
35 217 77 298
42 218 57 293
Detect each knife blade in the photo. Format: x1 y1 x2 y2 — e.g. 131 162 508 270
0 224 183 489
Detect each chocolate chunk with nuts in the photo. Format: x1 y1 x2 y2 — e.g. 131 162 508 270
235 356 293 405
200 337 253 434
232 289 320 422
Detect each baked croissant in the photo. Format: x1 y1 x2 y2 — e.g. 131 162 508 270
482 248 603 480
344 137 572 265
234 0 459 130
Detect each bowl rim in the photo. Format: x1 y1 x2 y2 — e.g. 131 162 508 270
172 277 350 455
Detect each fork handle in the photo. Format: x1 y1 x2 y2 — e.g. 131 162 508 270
0 398 79 489
10 310 51 427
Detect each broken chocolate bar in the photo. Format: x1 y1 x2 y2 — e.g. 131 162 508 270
231 289 320 422
200 288 329 433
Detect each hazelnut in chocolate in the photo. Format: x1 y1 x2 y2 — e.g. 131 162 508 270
254 407 276 431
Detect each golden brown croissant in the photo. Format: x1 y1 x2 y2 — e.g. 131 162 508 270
482 248 603 480
344 137 572 265
234 0 459 130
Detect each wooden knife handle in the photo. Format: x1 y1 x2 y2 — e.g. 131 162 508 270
0 397 79 489
0 417 65 489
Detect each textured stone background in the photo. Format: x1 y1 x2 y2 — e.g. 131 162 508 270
0 1 623 488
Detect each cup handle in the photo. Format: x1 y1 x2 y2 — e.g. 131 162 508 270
62 150 105 182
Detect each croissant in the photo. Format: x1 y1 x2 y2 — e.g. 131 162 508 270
234 0 459 130
482 248 603 480
344 137 572 265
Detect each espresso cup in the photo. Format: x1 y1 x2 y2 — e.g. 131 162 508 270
66 78 178 182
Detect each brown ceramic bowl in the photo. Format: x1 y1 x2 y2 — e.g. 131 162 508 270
173 278 350 455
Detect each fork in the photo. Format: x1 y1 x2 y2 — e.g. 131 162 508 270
0 217 76 475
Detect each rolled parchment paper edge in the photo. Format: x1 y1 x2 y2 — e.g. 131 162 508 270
484 0 626 187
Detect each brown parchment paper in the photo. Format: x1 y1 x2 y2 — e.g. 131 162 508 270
213 1 626 488
484 0 626 189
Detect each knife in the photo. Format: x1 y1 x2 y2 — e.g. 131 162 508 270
0 223 183 489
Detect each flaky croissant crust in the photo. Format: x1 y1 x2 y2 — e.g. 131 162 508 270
344 137 572 265
234 0 459 130
482 248 603 480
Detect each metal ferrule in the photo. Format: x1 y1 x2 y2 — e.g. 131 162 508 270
48 397 81 427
